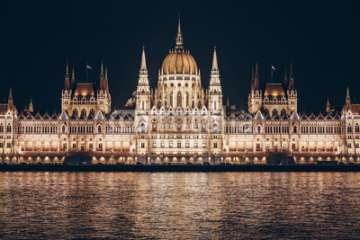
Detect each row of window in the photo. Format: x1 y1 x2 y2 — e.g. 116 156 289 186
18 126 57 134
0 125 12 133
147 141 209 149
0 143 12 148
226 125 344 134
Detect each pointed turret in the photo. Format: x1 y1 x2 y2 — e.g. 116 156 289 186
103 67 109 93
209 47 221 86
28 98 34 113
288 64 295 90
64 63 71 89
8 88 13 105
208 47 223 112
71 66 76 85
252 63 260 90
211 46 219 71
138 46 149 87
346 86 351 105
135 46 150 112
140 46 147 71
7 88 15 111
99 61 108 91
175 17 184 50
326 98 331 113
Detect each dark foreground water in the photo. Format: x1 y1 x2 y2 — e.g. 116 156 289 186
0 172 360 239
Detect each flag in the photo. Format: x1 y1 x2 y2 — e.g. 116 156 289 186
86 65 93 70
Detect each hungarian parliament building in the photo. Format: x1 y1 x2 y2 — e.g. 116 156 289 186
1 21 360 165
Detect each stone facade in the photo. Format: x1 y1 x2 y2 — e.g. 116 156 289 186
1 20 360 165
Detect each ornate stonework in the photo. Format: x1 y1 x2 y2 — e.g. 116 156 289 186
1 20 359 165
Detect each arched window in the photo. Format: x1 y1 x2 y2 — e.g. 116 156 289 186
72 109 79 118
169 92 173 107
177 91 182 108
6 125 11 133
272 109 278 116
80 109 87 119
186 92 189 107
355 124 360 133
141 101 144 110
257 126 261 133
98 125 102 133
347 126 352 133
293 126 297 134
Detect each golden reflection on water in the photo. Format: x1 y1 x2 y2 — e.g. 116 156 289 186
0 172 360 239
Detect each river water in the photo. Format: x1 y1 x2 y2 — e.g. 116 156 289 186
0 172 359 239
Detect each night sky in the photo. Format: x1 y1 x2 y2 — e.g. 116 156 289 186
0 1 359 113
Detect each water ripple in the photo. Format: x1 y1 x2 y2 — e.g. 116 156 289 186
0 172 359 239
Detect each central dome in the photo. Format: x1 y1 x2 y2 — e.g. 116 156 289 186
160 18 198 76
161 50 198 75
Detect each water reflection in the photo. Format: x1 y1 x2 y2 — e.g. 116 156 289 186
0 172 360 239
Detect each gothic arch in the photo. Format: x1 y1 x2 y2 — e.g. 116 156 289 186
177 91 182 108
80 109 87 119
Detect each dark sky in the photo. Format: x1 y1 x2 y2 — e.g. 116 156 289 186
0 1 359 113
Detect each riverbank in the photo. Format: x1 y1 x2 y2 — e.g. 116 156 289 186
1 164 360 172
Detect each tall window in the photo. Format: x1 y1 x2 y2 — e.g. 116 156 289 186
186 92 189 107
6 125 11 133
177 92 182 108
170 92 173 107
293 126 297 134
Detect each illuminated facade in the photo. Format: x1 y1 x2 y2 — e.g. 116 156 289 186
1 20 360 165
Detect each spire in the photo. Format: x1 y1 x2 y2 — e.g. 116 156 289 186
104 67 109 92
325 98 332 113
137 47 149 88
100 61 104 79
7 88 14 111
211 47 219 71
175 17 184 50
210 47 221 86
64 63 71 89
140 45 147 71
8 88 13 104
99 61 106 90
71 66 76 85
253 63 260 90
346 86 351 105
288 63 295 90
28 98 34 113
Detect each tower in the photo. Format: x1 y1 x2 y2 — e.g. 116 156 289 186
208 47 223 113
135 46 151 114
248 63 262 113
61 63 72 113
97 62 112 114
287 64 297 113
134 46 151 159
208 47 224 156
